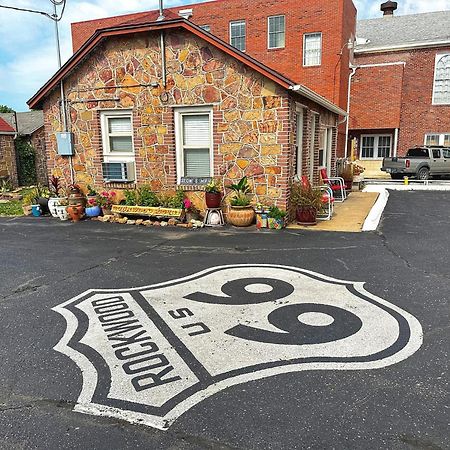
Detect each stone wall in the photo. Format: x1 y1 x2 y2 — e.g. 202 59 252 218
30 127 48 186
43 29 337 211
0 134 18 187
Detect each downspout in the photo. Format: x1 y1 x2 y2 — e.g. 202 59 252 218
157 0 167 89
344 66 357 158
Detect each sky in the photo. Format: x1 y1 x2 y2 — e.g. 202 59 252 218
0 0 449 111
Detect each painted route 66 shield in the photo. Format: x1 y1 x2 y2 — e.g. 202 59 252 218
53 264 422 430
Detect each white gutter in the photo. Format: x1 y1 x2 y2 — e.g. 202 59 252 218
355 39 450 54
289 84 347 117
344 67 357 158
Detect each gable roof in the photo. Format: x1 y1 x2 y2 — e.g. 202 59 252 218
0 116 15 134
0 111 44 135
356 10 450 53
28 17 346 116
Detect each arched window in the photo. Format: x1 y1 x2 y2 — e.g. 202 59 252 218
433 54 450 104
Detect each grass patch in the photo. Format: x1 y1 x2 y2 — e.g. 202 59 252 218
0 200 24 216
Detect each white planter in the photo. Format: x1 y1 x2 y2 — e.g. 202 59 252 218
56 205 69 221
48 197 61 218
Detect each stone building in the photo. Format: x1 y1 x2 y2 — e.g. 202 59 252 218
0 117 17 187
0 111 47 185
349 4 450 177
28 17 345 211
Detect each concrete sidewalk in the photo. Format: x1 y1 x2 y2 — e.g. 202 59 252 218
287 191 379 233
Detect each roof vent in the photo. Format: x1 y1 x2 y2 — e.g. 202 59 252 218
381 1 397 17
178 8 193 19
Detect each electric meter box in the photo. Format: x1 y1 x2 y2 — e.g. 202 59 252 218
56 132 74 156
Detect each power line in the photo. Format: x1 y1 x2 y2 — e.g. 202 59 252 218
0 0 67 21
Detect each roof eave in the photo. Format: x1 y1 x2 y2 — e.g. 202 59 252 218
28 18 297 109
355 39 450 54
289 85 347 116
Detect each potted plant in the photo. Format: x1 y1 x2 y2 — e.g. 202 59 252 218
85 197 102 218
68 184 87 207
22 190 35 216
183 198 200 222
290 180 324 226
48 175 63 218
204 178 222 208
34 184 51 215
86 185 98 203
56 197 69 221
97 191 116 215
267 206 287 230
226 176 255 227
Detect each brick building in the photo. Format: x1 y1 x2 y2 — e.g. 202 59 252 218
349 5 450 177
70 0 356 154
28 17 345 211
0 117 18 187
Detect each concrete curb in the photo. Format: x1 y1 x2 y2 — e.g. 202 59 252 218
362 183 450 231
362 187 389 232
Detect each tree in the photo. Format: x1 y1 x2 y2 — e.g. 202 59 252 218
0 105 15 113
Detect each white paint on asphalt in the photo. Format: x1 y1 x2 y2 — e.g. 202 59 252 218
52 264 423 431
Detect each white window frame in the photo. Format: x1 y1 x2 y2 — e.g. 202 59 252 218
100 110 135 163
360 134 392 160
174 106 214 183
230 20 246 52
432 53 450 105
199 25 211 32
268 15 285 50
424 133 450 146
303 32 322 67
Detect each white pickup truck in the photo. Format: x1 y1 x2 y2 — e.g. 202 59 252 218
381 146 450 180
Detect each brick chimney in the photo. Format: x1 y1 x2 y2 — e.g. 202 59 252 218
381 1 398 17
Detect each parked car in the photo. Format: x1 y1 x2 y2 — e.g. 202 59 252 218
381 146 450 180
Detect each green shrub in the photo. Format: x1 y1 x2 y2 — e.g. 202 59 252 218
137 186 159 207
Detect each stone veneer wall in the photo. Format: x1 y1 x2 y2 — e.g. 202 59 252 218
43 29 337 211
30 127 48 186
0 134 18 187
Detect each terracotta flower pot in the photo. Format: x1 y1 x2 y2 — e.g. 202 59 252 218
67 204 85 222
227 205 255 227
205 192 222 208
296 206 317 226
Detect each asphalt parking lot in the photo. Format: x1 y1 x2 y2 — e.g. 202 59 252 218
0 190 448 449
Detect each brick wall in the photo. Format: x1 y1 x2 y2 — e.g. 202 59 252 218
0 134 18 187
351 46 450 156
71 0 356 112
349 64 404 129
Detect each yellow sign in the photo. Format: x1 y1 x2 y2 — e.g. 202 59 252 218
112 205 183 218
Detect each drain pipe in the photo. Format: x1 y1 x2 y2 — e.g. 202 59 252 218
157 0 167 88
344 66 357 158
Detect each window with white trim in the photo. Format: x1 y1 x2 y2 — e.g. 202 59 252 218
303 33 322 67
200 25 210 32
100 110 134 161
230 20 246 52
175 107 213 181
268 15 285 49
425 133 450 146
433 54 450 105
360 134 392 159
